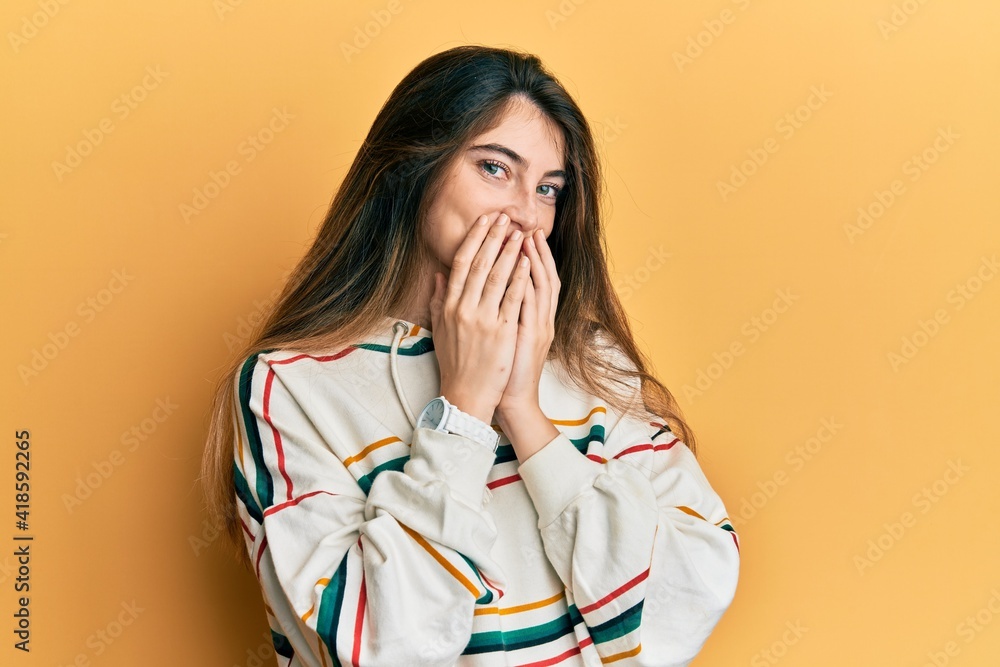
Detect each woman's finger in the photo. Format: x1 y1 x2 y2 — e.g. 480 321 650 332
501 253 531 324
521 273 536 328
524 233 553 327
529 231 559 309
446 213 503 311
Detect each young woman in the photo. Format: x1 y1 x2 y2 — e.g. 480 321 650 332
201 45 740 666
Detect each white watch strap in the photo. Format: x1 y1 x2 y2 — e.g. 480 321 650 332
443 406 498 452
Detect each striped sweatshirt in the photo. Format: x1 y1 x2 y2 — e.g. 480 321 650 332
231 316 740 666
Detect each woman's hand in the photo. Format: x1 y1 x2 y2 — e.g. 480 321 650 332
428 213 532 425
497 228 561 417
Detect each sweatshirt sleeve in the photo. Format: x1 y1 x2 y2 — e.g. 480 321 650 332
233 354 507 666
515 377 740 665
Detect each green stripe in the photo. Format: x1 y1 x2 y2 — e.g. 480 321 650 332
492 423 603 465
352 337 435 356
568 603 583 626
493 444 517 465
356 455 409 495
571 423 605 453
463 611 576 654
271 629 294 659
457 552 494 605
238 351 276 510
233 461 263 524
316 554 349 667
587 598 644 645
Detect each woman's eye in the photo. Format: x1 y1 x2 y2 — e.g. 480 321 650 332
539 184 561 198
480 160 507 178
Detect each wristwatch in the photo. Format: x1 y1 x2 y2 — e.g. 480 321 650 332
417 395 500 453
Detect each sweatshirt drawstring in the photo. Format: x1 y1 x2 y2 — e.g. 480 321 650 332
390 320 417 429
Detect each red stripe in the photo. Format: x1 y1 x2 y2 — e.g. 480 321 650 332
352 538 367 667
269 348 357 365
578 567 650 615
612 438 679 460
487 473 521 490
517 644 582 667
255 535 268 580
586 453 605 463
239 517 254 540
263 490 339 518
263 367 295 501
480 571 505 600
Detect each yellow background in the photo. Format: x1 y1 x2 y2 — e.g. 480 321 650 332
3 0 999 664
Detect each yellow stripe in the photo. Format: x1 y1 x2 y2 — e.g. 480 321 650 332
551 405 607 426
399 522 480 598
601 643 642 663
676 505 706 521
343 435 405 467
300 576 332 623
473 590 563 616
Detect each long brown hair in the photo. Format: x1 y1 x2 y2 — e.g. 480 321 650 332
200 44 697 570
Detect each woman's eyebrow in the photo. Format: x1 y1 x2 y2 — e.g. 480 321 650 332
468 143 566 180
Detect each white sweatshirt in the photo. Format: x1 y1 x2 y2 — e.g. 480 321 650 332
232 317 740 666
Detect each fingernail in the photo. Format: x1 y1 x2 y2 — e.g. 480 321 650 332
498 214 509 225
477 215 489 225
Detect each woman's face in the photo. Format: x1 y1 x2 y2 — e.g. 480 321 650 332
420 96 567 275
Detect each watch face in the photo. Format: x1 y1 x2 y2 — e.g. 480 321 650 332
419 397 446 428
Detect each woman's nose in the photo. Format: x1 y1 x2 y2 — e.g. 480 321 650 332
501 191 539 236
